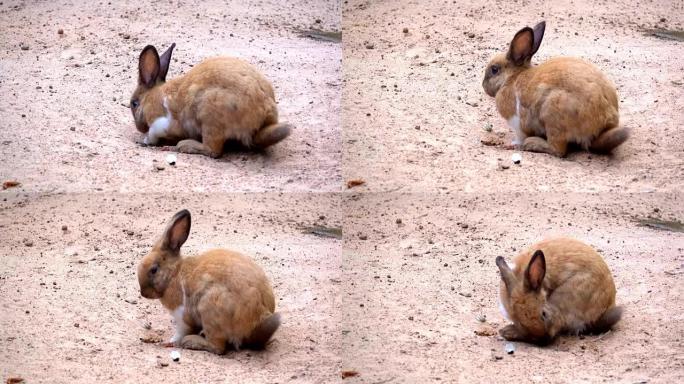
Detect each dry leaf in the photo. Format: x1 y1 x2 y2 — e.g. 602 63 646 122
480 135 504 147
2 180 21 190
474 325 497 337
341 370 359 378
346 179 365 188
140 335 163 344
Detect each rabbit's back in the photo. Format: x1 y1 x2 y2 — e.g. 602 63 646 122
181 249 276 314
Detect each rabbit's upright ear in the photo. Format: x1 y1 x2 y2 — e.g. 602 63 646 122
525 250 546 291
158 43 176 82
496 256 516 294
531 21 546 56
162 209 191 253
507 26 534 66
139 45 161 87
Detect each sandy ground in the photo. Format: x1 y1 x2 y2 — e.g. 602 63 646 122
342 0 684 194
2 0 684 383
0 0 341 193
0 192 343 383
339 0 683 382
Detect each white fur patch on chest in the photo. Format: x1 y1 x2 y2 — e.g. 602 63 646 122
507 93 524 145
144 97 173 145
169 305 188 343
168 281 190 344
172 305 185 325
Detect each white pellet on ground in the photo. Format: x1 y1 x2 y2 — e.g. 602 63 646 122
511 153 522 164
170 350 181 362
166 154 177 166
505 342 515 354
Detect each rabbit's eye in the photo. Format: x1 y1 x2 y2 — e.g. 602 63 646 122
490 65 500 75
541 311 547 320
149 265 159 275
131 99 140 109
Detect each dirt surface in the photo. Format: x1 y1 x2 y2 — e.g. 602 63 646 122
340 0 684 382
343 0 683 194
0 192 342 383
2 0 684 383
0 0 341 193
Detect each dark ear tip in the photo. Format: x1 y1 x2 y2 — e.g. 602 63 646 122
141 45 157 54
175 209 191 219
172 209 191 223
514 26 534 36
496 256 509 269
532 249 545 258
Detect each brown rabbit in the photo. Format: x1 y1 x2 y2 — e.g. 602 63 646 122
137 209 280 354
495 237 622 344
130 44 291 158
482 21 629 157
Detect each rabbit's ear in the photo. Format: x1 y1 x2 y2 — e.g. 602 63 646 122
496 256 516 294
139 45 160 87
159 43 176 82
162 209 191 253
507 26 534 66
531 21 546 56
525 250 546 291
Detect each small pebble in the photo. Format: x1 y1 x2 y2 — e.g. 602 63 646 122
165 154 177 166
170 350 180 362
505 342 515 354
58 28 64 35
467 32 475 38
476 314 486 323
61 225 68 231
511 153 522 164
365 43 374 49
402 27 409 33
20 43 29 50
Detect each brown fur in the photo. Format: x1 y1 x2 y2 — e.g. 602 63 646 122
482 21 629 157
137 210 279 354
130 44 291 158
496 237 620 344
